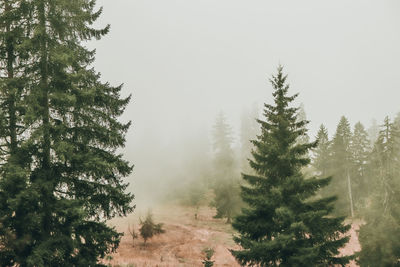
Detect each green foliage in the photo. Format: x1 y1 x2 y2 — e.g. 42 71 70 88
211 113 241 223
0 0 134 265
139 212 165 244
350 122 370 210
312 124 331 178
314 121 372 216
202 248 215 267
358 116 400 266
367 119 379 147
0 1 33 264
329 116 354 217
231 66 351 266
212 112 235 171
296 103 310 146
212 178 241 223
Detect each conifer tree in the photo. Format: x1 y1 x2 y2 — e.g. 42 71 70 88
0 1 134 265
367 119 379 147
231 66 351 266
202 248 215 267
312 124 331 178
358 117 400 266
212 112 241 223
139 212 165 245
0 1 36 264
330 116 354 217
350 122 370 210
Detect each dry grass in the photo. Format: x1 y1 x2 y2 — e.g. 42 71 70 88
104 205 361 267
104 205 239 267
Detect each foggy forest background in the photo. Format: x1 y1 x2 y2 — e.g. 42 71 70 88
1 0 400 266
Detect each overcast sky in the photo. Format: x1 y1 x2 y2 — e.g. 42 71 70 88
89 0 400 204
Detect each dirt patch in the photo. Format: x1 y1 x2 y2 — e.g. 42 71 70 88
339 221 362 267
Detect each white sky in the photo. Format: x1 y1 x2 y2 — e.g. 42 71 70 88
88 0 400 203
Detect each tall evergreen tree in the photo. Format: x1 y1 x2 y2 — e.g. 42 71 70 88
312 124 331 178
231 66 351 266
358 117 400 266
0 1 134 265
367 119 379 147
350 122 370 211
0 1 35 264
212 112 241 223
330 116 354 217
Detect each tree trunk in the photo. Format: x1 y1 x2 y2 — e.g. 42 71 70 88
37 0 52 244
347 170 354 218
38 0 50 169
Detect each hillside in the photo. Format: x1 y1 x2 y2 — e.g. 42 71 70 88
105 205 360 267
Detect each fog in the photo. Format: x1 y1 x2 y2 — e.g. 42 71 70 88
88 0 400 207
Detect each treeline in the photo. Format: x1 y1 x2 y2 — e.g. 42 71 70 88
312 115 400 265
312 115 400 216
0 1 133 266
176 67 400 265
171 109 258 223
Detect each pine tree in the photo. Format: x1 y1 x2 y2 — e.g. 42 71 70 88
350 122 370 211
312 124 331 178
358 117 400 266
212 112 241 223
0 1 134 265
330 116 354 217
231 66 351 266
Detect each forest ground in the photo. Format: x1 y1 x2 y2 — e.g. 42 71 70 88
105 205 360 267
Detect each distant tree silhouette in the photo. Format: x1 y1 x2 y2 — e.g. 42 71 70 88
211 112 241 223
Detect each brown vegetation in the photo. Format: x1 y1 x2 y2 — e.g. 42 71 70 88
105 205 360 267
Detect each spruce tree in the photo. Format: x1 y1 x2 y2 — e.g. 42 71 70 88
358 117 400 266
231 66 351 266
0 1 36 265
212 112 241 223
330 116 354 217
312 124 331 178
350 122 370 210
367 119 379 147
0 1 134 265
